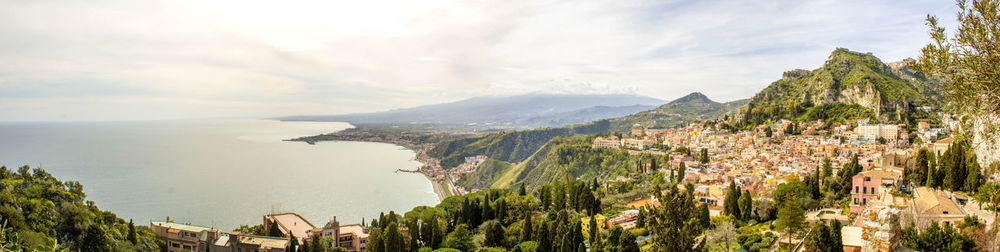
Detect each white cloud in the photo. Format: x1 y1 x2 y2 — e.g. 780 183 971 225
0 0 958 121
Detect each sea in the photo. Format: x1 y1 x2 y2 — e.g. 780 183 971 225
0 119 439 230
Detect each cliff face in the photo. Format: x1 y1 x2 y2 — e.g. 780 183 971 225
740 48 932 125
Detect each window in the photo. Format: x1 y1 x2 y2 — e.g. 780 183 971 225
863 199 867 205
854 198 859 204
943 211 949 214
171 242 180 248
864 177 871 182
855 186 859 193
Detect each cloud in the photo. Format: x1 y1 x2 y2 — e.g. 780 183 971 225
0 0 958 121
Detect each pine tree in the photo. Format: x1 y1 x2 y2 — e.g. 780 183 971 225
775 199 805 245
519 184 527 196
444 224 476 251
676 162 686 183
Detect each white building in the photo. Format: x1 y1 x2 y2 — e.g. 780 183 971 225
856 124 899 141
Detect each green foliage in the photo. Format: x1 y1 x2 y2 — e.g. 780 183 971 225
741 48 930 126
233 224 268 236
647 184 704 251
443 224 477 252
800 103 875 124
0 165 159 251
915 0 1000 121
775 199 805 245
901 222 978 251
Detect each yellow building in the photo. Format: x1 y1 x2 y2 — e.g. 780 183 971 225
581 214 607 233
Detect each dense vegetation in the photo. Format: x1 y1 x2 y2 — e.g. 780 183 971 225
0 165 160 251
909 139 983 192
740 48 933 127
362 176 710 252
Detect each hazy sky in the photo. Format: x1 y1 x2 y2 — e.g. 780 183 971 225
0 0 957 121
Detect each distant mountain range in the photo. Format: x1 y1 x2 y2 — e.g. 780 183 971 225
279 93 665 128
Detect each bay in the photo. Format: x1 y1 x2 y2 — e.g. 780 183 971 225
0 120 438 230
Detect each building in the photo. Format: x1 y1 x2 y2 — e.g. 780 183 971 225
264 213 316 243
855 124 900 141
580 214 607 233
336 224 369 252
850 169 901 214
841 226 864 252
150 220 219 252
606 209 639 229
592 136 622 148
910 187 967 227
931 137 953 156
212 233 289 252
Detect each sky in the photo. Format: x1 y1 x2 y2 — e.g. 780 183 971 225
0 0 959 121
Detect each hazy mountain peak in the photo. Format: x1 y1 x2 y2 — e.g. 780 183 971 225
668 92 716 105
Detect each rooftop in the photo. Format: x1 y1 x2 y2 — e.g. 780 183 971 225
267 213 316 239
151 221 215 233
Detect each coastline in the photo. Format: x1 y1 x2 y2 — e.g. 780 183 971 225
286 125 456 201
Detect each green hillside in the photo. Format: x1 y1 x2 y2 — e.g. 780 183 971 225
430 120 611 168
740 48 937 126
456 135 670 191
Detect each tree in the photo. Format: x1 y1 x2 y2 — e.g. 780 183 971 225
975 182 1000 217
287 234 299 252
829 221 843 252
443 224 476 251
699 148 709 163
676 162 687 183
913 148 931 186
775 199 805 246
802 221 832 252
483 220 505 248
707 218 736 252
80 225 110 252
127 219 137 244
915 0 1000 125
738 191 754 221
724 181 742 218
647 184 704 251
698 204 711 229
521 213 533 243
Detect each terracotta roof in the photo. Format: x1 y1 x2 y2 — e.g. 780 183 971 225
913 187 964 215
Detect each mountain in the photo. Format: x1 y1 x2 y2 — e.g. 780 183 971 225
739 48 937 125
609 92 748 131
519 104 657 128
279 93 665 128
428 92 745 168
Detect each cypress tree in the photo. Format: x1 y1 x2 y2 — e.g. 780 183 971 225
127 219 137 244
522 213 533 243
830 221 843 252
738 191 754 221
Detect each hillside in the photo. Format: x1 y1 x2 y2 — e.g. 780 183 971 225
610 92 747 132
519 104 657 128
279 93 665 128
739 48 937 125
427 92 744 168
428 120 611 168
